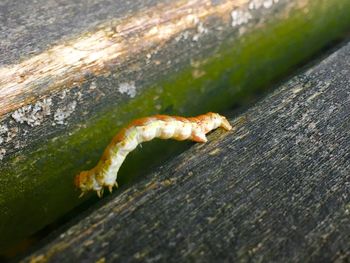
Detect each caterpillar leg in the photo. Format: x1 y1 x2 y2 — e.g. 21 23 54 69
220 117 232 131
97 188 104 198
192 132 208 143
107 182 119 193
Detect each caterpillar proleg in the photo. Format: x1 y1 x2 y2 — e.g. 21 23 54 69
75 112 232 197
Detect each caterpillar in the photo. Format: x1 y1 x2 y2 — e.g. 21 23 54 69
75 112 232 197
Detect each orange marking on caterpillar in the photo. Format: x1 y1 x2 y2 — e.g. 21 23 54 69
75 112 232 197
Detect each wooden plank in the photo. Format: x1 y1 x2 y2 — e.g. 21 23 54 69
3 0 350 254
23 39 350 262
0 0 350 254
0 0 286 252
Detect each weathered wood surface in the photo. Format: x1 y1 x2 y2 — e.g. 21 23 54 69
3 0 350 254
0 0 290 157
23 40 350 262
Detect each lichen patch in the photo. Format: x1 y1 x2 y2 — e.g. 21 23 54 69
248 0 279 10
53 101 77 125
118 82 137 98
231 9 252 27
193 20 208 41
175 31 190 42
11 98 52 127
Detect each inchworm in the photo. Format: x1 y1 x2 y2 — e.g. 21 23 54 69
75 112 232 197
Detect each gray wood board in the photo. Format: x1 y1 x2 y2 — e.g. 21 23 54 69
0 0 175 66
0 0 287 160
23 40 350 263
6 0 350 254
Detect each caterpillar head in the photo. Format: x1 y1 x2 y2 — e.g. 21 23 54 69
75 168 115 198
75 170 95 197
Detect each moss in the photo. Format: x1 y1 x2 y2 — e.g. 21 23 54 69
1 0 350 253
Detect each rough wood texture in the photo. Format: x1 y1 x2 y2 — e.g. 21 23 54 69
1 0 291 251
4 0 350 253
0 0 248 117
23 40 350 262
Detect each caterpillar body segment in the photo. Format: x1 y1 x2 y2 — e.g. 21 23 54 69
75 112 232 197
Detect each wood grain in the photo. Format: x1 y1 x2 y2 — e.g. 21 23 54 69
23 40 350 263
0 0 247 117
3 0 350 258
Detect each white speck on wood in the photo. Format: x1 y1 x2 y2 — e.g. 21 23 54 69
249 0 279 10
11 98 52 127
59 89 69 99
6 127 18 143
89 81 97 90
175 31 190 42
231 9 252 27
0 148 6 160
193 21 208 42
53 101 77 125
118 82 137 98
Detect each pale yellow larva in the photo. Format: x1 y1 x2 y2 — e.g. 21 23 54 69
75 112 232 197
